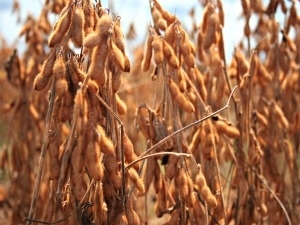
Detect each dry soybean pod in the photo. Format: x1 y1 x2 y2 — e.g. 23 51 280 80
168 78 195 113
88 41 109 86
126 167 145 195
153 0 176 25
53 54 68 97
33 49 56 91
84 13 112 48
98 125 115 155
214 119 240 139
162 39 179 69
151 4 167 31
71 4 85 47
70 141 86 201
142 31 154 71
69 57 99 94
83 0 95 34
109 37 127 72
96 13 113 36
203 13 219 50
112 69 122 92
116 93 127 115
113 16 125 53
85 138 104 181
48 6 73 47
152 32 164 65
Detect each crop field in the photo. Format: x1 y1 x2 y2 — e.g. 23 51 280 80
0 0 300 224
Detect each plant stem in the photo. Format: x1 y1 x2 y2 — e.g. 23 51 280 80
26 80 56 225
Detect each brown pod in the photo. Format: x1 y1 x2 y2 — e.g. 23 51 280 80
127 167 145 195
58 91 73 122
95 13 113 36
179 31 192 56
186 177 197 206
83 0 95 34
197 29 206 62
151 6 167 31
124 56 131 72
142 33 154 71
202 2 215 33
53 55 68 97
217 0 224 26
33 72 52 91
206 192 218 208
116 93 127 115
188 128 201 154
83 13 112 48
168 78 195 113
115 213 128 225
103 154 118 173
109 38 128 72
71 6 85 47
112 70 122 92
84 32 102 48
70 140 86 201
52 96 62 124
48 8 72 47
98 125 115 155
152 0 176 25
200 185 211 200
88 43 108 86
33 50 56 91
43 49 57 74
48 136 60 181
85 141 104 181
113 17 125 53
234 48 249 76
254 110 268 127
125 203 140 225
203 13 219 50
286 2 297 33
178 68 187 92
162 39 179 69
110 171 122 189
214 120 240 139
126 152 139 171
123 133 134 158
69 58 99 93
103 181 115 198
272 101 289 130
194 67 207 101
257 59 272 83
152 34 164 65
175 170 189 200
195 170 207 189
183 53 196 68
164 22 176 45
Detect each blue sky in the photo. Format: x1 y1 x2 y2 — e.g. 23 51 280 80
0 0 298 61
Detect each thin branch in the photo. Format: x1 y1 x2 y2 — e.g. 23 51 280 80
254 172 292 225
139 86 238 159
125 152 191 171
26 80 56 225
95 93 124 127
219 26 238 121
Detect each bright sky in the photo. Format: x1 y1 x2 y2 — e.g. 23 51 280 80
0 0 298 61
